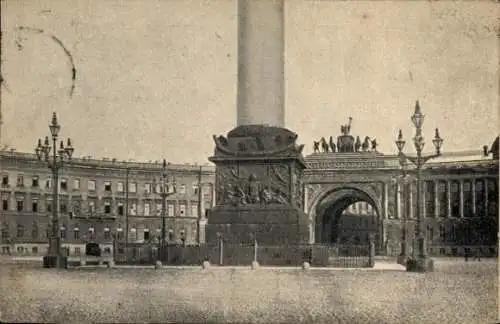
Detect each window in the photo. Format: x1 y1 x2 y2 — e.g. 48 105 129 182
168 229 174 241
32 176 39 188
46 201 52 212
60 226 66 239
451 181 460 217
60 179 68 191
425 181 435 216
74 247 81 255
1 175 8 186
104 247 111 253
117 182 124 192
475 179 485 216
129 182 137 193
438 181 447 217
191 204 198 217
32 200 38 213
193 183 199 195
130 228 137 241
156 203 162 216
88 227 95 239
117 203 124 216
89 201 95 213
487 179 498 216
144 229 150 241
17 247 24 253
60 201 68 214
2 200 8 211
17 175 24 187
130 203 137 216
32 246 38 254
17 199 24 212
104 201 111 214
31 223 38 239
144 183 152 194
88 180 96 191
167 204 174 216
144 203 150 216
72 200 81 217
45 179 52 188
155 183 161 194
179 203 186 216
463 180 473 217
73 179 80 190
117 228 123 241
179 184 186 194
439 224 446 241
104 181 112 192
1 222 9 239
16 224 24 238
168 184 175 193
104 228 111 240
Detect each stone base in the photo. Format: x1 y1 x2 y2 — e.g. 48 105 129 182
251 260 260 270
206 205 309 245
43 255 68 269
406 256 434 272
397 254 409 266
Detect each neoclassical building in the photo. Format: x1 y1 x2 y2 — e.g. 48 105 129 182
1 134 498 257
0 150 215 255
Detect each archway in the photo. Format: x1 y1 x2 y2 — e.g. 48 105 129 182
311 186 382 249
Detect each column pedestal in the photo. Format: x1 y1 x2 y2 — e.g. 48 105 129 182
207 126 309 245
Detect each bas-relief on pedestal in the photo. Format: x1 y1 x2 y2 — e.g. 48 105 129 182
206 125 309 245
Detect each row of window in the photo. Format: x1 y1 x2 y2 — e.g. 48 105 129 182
1 224 188 242
1 198 201 217
1 174 205 195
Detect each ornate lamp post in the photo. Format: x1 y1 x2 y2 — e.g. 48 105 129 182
35 112 74 269
393 156 412 265
395 100 443 272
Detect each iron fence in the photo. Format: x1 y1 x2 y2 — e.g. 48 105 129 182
114 241 375 268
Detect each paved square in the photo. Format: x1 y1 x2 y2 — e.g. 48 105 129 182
0 259 497 323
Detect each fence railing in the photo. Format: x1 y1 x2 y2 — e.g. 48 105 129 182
114 241 376 268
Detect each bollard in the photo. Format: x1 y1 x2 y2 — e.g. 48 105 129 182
251 260 260 270
302 261 310 271
155 260 163 269
202 260 210 269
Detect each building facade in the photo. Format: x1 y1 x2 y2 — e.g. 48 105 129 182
1 135 498 257
0 151 215 256
305 135 499 256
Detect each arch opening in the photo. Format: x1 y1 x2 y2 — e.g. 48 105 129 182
314 187 380 246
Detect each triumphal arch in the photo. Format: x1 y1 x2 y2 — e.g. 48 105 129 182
304 123 498 256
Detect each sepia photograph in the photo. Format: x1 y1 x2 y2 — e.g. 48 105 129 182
0 0 498 323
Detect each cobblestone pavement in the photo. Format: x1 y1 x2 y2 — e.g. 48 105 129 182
0 259 497 323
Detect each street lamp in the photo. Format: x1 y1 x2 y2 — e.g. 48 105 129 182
35 112 74 269
395 100 443 272
393 156 412 266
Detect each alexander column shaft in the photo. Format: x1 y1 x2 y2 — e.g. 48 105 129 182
237 0 285 127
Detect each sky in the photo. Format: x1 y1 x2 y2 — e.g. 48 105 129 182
1 0 498 164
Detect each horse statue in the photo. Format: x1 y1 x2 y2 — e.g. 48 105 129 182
355 136 362 152
313 140 320 153
329 136 336 153
320 137 329 153
362 136 371 152
371 138 378 152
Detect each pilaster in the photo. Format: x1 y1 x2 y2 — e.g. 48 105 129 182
459 179 464 218
446 181 451 218
434 181 439 218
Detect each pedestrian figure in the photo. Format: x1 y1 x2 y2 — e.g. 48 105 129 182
473 248 481 261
